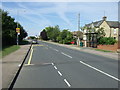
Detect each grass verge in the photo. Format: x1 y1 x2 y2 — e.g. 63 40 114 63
0 45 20 58
94 49 113 52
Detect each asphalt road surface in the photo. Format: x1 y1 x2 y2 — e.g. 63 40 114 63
14 41 119 88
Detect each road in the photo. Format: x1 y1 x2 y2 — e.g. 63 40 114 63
13 41 119 88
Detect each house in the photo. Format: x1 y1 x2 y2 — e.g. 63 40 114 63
84 16 119 41
83 16 120 52
72 31 83 39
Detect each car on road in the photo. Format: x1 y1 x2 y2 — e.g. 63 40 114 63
31 39 38 44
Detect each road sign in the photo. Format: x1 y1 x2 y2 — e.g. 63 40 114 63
16 28 20 33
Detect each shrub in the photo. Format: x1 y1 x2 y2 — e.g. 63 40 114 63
98 37 117 45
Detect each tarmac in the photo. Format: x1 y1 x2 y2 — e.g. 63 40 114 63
1 41 119 89
43 40 119 60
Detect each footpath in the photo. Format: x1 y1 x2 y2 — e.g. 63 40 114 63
2 44 31 89
43 41 119 60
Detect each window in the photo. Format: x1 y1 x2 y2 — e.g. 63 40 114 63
114 29 117 34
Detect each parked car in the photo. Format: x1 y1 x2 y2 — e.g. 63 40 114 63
31 39 38 44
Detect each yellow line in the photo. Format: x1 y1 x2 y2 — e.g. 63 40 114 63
27 45 34 65
33 45 44 47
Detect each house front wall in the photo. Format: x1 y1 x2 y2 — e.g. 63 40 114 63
110 28 119 41
99 21 118 41
99 21 111 37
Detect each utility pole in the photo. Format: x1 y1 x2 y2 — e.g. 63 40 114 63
77 13 80 46
16 10 19 45
16 10 25 45
78 13 80 31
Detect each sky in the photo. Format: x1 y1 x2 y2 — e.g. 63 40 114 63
2 2 118 36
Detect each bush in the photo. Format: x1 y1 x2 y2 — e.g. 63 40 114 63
98 37 117 45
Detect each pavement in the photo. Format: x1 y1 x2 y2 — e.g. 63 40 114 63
2 44 31 88
13 41 119 88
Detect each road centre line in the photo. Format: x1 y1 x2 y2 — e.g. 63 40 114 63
61 52 72 58
52 63 54 65
54 66 57 69
52 63 71 87
57 71 62 76
53 49 59 52
64 79 71 87
80 61 120 82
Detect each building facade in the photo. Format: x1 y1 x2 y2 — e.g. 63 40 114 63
84 16 119 41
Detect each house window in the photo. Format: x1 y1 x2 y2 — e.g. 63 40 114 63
114 29 117 34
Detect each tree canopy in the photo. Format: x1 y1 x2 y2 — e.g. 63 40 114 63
1 9 28 46
40 25 74 44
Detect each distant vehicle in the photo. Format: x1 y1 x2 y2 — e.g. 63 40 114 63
70 41 75 44
31 39 38 44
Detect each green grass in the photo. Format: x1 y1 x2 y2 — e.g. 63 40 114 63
0 45 20 58
94 49 113 52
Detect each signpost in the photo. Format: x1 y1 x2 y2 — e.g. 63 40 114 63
16 28 20 45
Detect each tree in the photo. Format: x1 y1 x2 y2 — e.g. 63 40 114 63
76 31 83 40
2 9 28 46
95 27 106 39
40 29 48 40
57 29 73 44
45 25 60 42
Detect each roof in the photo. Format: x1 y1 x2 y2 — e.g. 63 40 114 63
85 20 103 28
106 21 119 28
85 18 119 28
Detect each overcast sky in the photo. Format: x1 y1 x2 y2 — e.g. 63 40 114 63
2 2 118 36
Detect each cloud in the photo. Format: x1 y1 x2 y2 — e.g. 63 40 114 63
2 2 118 36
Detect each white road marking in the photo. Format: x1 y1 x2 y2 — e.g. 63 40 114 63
18 64 21 67
61 52 72 58
49 47 52 48
64 79 71 87
57 71 62 76
53 49 59 52
52 63 54 65
80 61 120 81
54 66 57 69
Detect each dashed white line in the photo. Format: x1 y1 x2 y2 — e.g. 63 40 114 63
61 52 72 58
64 79 71 87
54 49 59 52
80 61 120 81
54 66 57 69
52 63 54 65
57 71 62 76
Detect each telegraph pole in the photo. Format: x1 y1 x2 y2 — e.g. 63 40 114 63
77 13 80 46
16 10 25 45
78 13 80 31
16 10 19 45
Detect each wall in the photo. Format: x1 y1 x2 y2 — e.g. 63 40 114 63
100 21 111 37
97 43 118 51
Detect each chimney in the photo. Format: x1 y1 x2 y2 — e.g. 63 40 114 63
103 16 107 21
